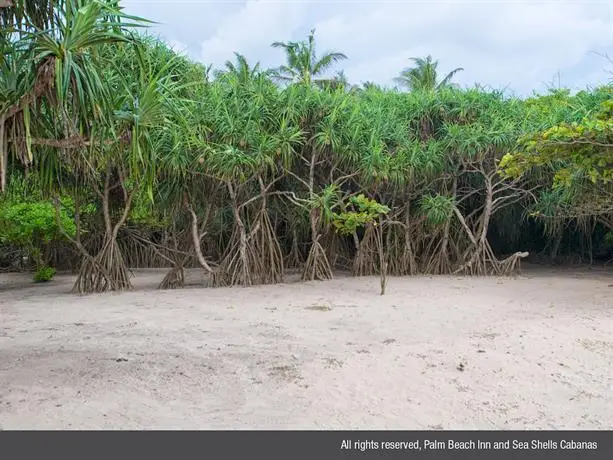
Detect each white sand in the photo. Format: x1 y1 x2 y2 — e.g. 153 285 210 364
0 267 612 429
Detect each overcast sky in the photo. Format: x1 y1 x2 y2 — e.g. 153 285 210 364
121 0 613 96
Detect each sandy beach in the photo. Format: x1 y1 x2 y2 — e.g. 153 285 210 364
1 267 612 429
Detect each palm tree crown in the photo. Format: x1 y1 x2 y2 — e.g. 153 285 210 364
394 55 463 92
215 52 265 84
270 29 347 86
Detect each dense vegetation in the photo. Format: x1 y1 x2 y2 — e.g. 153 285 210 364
1 0 612 292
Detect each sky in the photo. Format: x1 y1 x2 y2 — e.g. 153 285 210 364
121 0 613 96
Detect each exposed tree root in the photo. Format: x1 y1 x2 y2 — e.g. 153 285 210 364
498 251 529 275
454 240 528 276
325 231 341 268
302 235 333 281
210 228 262 287
72 238 132 294
302 202 333 281
285 228 304 269
158 239 191 290
352 226 378 276
422 233 454 275
386 227 418 276
120 227 193 290
252 209 284 284
213 180 284 287
159 264 186 289
119 230 169 269
383 205 423 276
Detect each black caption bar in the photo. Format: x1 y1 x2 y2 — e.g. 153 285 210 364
1 431 611 459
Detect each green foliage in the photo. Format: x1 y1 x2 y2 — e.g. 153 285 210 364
2 3 612 285
271 29 347 86
395 55 463 92
333 194 390 235
604 231 613 247
0 200 75 268
501 92 613 185
420 194 455 226
0 201 75 246
33 266 56 283
311 185 343 226
128 189 168 229
500 88 613 227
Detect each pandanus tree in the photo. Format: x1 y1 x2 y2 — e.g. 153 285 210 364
275 84 363 281
2 0 189 293
187 70 302 287
2 3 611 290
348 88 453 276
0 0 147 192
329 87 535 277
395 55 463 92
270 29 348 87
441 92 533 275
1 0 58 33
53 42 185 293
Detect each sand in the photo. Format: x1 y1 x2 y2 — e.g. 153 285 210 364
0 266 612 430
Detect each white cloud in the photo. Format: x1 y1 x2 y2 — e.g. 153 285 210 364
124 0 613 95
313 0 613 94
167 39 188 55
198 0 308 70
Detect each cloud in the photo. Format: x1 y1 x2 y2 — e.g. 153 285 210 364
122 0 243 60
167 39 188 55
312 0 613 94
198 0 308 70
124 0 613 95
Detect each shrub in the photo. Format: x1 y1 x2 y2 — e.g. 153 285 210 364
0 201 76 270
33 266 56 283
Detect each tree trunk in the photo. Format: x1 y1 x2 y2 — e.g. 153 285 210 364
352 231 362 276
376 218 387 295
186 201 214 273
230 184 250 287
403 202 418 275
550 229 563 262
72 174 134 293
0 113 7 192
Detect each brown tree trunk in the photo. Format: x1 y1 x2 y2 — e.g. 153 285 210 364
186 200 214 273
376 218 387 295
228 182 250 286
0 114 7 192
72 172 135 293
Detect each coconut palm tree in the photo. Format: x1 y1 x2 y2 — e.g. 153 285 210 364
395 55 463 92
214 52 267 84
270 29 347 86
317 70 353 92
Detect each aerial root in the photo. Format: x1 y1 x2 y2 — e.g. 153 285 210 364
159 264 185 289
302 236 333 281
386 228 418 276
454 240 529 276
212 210 284 287
285 227 304 269
72 238 132 294
210 236 257 287
352 226 378 276
252 210 284 284
498 251 529 275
